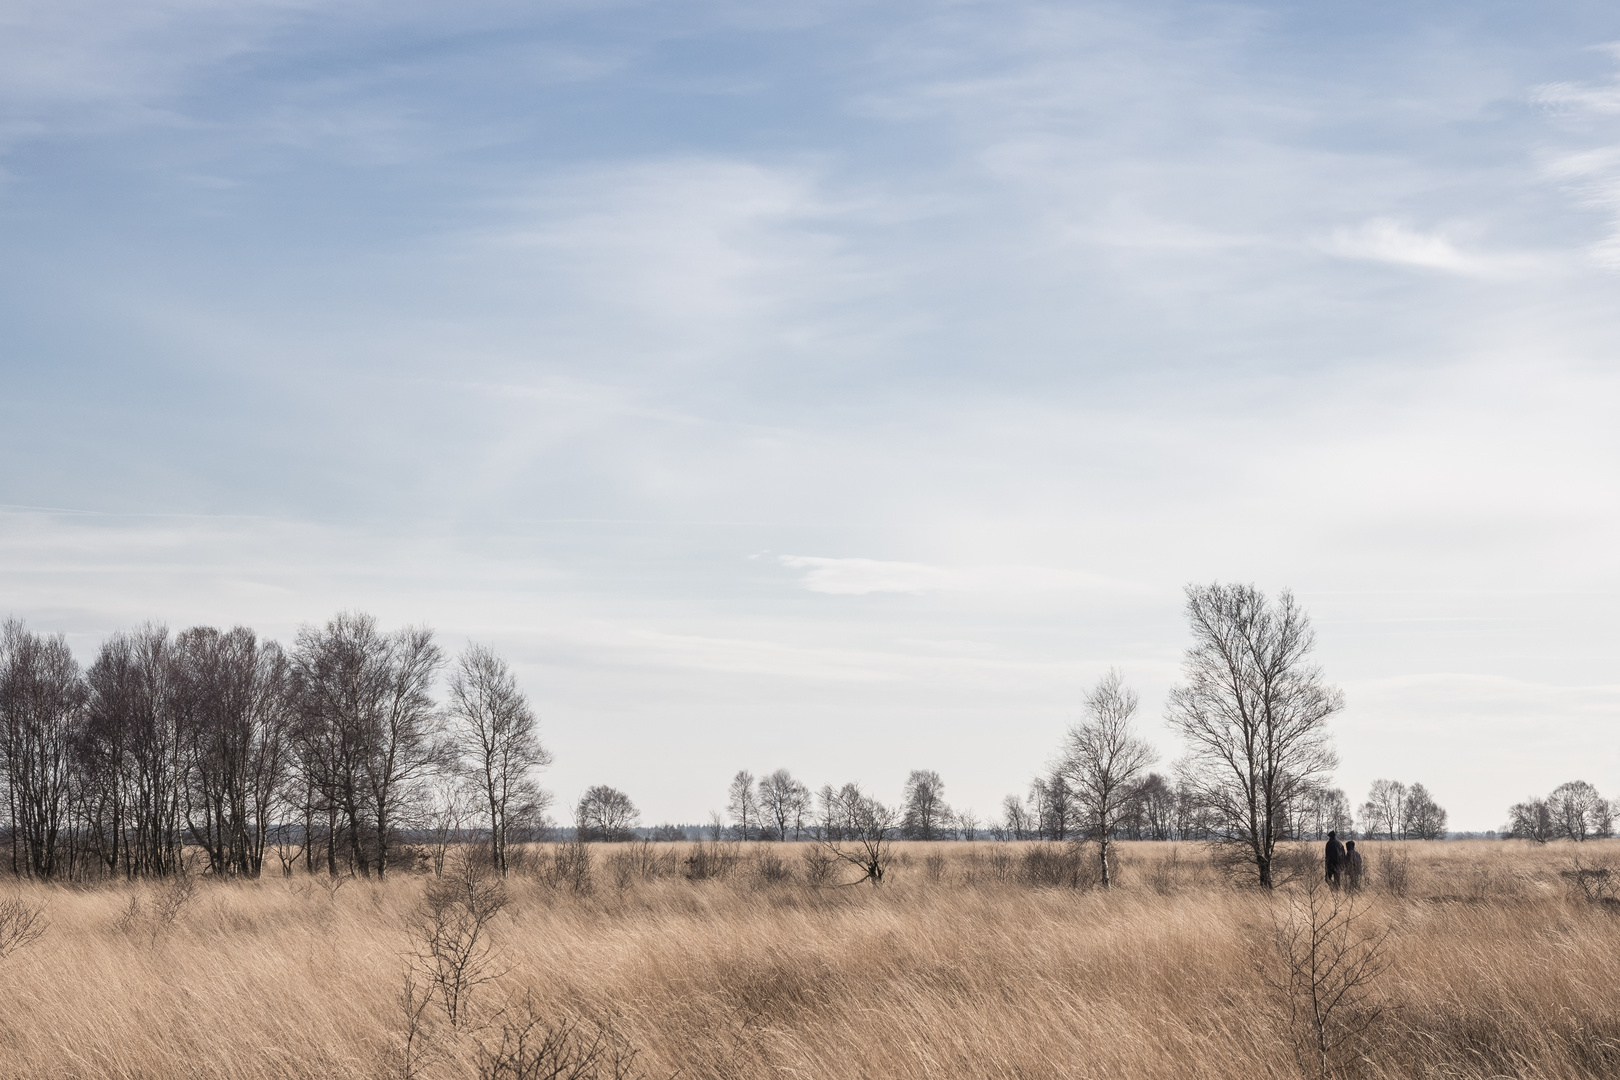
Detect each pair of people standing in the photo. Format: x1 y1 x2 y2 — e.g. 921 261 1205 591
1324 830 1363 891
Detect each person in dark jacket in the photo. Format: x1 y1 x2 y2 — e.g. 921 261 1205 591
1325 830 1345 889
1344 839 1364 892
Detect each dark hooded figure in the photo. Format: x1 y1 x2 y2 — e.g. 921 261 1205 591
1325 830 1345 889
1345 840 1364 892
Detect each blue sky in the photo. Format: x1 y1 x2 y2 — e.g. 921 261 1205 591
3 0 1620 829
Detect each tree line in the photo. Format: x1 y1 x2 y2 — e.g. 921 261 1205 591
0 613 554 880
6 583 1601 891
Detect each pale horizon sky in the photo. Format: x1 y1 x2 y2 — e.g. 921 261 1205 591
4 0 1620 831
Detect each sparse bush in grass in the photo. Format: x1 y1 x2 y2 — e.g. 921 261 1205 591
1376 847 1411 898
800 847 834 887
541 842 594 894
1019 842 1098 889
476 996 647 1080
1259 876 1390 1080
410 855 509 1028
683 841 738 881
0 894 46 960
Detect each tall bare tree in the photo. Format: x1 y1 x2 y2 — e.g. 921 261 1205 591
1357 780 1407 840
292 612 443 878
1402 783 1447 841
1505 797 1553 842
1548 780 1605 841
1062 669 1156 887
726 770 758 840
171 627 293 877
446 643 552 874
756 769 809 841
83 624 183 877
901 769 950 841
0 621 86 879
999 793 1034 840
1029 770 1077 840
1167 583 1342 889
1136 773 1177 841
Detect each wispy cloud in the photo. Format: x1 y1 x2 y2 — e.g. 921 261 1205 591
1316 219 1542 278
778 555 1135 596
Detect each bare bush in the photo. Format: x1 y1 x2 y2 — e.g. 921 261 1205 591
1020 842 1098 889
0 895 47 960
410 856 510 1027
606 840 674 888
683 842 739 881
752 849 792 884
816 786 897 886
541 842 594 894
1562 859 1618 907
800 847 835 887
476 995 648 1080
1375 848 1410 899
1260 876 1390 1079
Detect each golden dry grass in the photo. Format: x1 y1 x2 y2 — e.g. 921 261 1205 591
3 839 1620 1079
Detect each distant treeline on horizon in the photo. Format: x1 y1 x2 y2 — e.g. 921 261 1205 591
1 595 1610 888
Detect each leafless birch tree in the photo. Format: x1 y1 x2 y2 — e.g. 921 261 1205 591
1167 583 1342 889
1061 668 1156 888
447 644 552 874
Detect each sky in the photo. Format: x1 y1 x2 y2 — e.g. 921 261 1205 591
2 0 1619 831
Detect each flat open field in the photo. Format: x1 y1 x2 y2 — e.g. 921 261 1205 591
2 840 1619 1080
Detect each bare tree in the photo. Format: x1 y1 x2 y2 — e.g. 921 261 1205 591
1167 583 1342 889
1136 773 1176 841
756 769 809 841
1549 780 1605 842
83 623 183 878
1402 783 1447 841
901 769 950 841
999 793 1033 840
293 613 444 878
1505 797 1554 843
1 621 85 879
1295 784 1353 841
1029 769 1078 840
447 644 553 874
576 786 638 842
171 626 293 877
955 808 979 841
815 783 897 885
1358 780 1407 840
1061 669 1157 888
726 770 758 840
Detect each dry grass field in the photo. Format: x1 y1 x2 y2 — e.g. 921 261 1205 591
2 839 1619 1080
